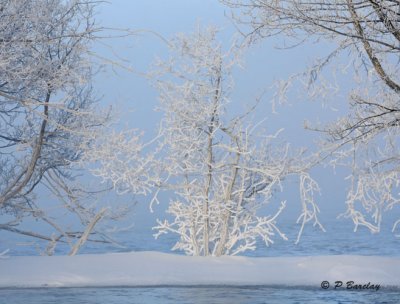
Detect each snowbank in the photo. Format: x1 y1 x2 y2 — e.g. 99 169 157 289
1 251 399 288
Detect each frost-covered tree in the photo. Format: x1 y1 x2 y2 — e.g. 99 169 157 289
0 0 114 254
222 0 400 234
80 128 161 197
149 28 324 256
85 28 324 256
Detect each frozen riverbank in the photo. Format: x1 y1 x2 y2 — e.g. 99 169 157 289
1 252 399 288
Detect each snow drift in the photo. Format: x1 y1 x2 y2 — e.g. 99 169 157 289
1 252 399 288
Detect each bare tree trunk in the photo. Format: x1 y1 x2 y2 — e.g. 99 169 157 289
203 71 222 256
69 208 107 256
0 90 50 206
215 150 240 256
203 133 212 256
347 0 400 93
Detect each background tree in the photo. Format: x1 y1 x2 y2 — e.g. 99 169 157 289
0 0 115 255
222 0 400 234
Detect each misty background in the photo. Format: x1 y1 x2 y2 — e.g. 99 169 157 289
2 0 398 255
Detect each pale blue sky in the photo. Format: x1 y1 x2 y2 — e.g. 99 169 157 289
3 0 398 255
93 0 351 221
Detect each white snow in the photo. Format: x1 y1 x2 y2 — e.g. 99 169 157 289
0 251 399 288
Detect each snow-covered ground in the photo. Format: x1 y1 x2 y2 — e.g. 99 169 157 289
1 251 399 288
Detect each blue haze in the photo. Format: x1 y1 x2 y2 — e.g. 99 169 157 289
1 2 400 303
94 0 349 217
1 0 399 256
91 0 396 238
